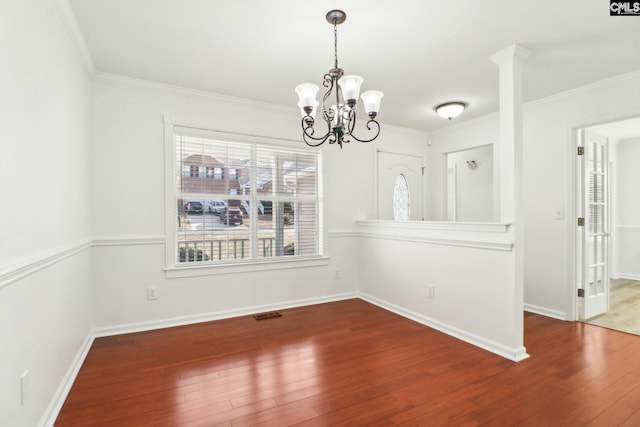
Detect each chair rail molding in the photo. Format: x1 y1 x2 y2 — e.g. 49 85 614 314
0 239 92 290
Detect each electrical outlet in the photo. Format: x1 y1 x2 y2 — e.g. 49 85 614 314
147 286 158 300
20 370 29 405
427 284 435 299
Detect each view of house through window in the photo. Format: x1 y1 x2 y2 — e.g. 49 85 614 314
174 131 321 265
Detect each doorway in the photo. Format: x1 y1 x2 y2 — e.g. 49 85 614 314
576 117 640 335
376 150 424 221
445 144 493 222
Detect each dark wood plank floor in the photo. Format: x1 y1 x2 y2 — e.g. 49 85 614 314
56 299 640 426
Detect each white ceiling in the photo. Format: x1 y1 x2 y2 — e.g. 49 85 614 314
67 0 640 132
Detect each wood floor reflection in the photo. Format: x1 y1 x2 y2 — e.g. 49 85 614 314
56 299 640 426
586 279 640 335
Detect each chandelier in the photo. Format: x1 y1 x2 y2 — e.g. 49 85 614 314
295 10 384 149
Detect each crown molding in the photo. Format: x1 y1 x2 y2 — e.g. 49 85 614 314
95 72 297 114
51 0 95 75
95 72 428 138
525 68 640 110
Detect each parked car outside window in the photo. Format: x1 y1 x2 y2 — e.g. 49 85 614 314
184 201 203 214
208 200 228 214
220 207 243 225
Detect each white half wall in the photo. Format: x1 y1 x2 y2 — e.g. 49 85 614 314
0 1 93 426
356 220 526 360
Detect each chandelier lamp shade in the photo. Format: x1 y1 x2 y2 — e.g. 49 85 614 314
295 10 384 149
434 102 467 120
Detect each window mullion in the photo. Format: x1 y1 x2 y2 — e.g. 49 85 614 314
275 153 285 256
250 144 258 259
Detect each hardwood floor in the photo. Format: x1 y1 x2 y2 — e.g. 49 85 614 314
56 299 640 426
586 279 640 335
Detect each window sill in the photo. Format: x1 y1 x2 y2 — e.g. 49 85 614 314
164 256 330 279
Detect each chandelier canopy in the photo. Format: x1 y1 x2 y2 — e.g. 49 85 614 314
295 10 383 149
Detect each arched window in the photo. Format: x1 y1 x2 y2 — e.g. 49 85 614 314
393 174 410 221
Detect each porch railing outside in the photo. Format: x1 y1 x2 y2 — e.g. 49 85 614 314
178 237 274 262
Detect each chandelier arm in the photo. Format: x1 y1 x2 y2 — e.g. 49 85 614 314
322 73 333 90
347 120 381 143
303 132 332 147
300 117 338 147
345 107 356 135
300 118 324 141
321 75 336 124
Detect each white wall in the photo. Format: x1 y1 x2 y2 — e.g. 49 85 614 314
613 138 640 279
523 72 640 319
89 74 429 330
446 144 494 221
426 118 498 221
425 71 640 320
0 1 93 426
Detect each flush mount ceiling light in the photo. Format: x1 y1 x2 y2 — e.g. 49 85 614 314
295 10 383 149
435 102 467 120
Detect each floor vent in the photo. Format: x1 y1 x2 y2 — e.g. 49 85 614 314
253 311 282 320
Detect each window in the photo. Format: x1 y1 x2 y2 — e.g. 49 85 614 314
170 126 322 268
189 165 199 177
393 174 410 221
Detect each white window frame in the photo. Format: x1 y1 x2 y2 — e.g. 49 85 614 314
163 117 328 278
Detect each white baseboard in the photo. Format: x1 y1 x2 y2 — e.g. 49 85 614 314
359 292 529 362
524 304 567 320
38 332 96 427
93 292 358 338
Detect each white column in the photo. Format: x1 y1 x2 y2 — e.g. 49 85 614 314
490 45 531 223
490 44 531 360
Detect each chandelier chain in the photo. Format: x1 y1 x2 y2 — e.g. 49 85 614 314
333 22 338 69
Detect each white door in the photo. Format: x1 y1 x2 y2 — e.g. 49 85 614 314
376 151 424 220
578 130 610 320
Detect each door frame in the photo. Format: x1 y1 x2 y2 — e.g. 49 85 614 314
568 113 639 321
373 147 426 220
